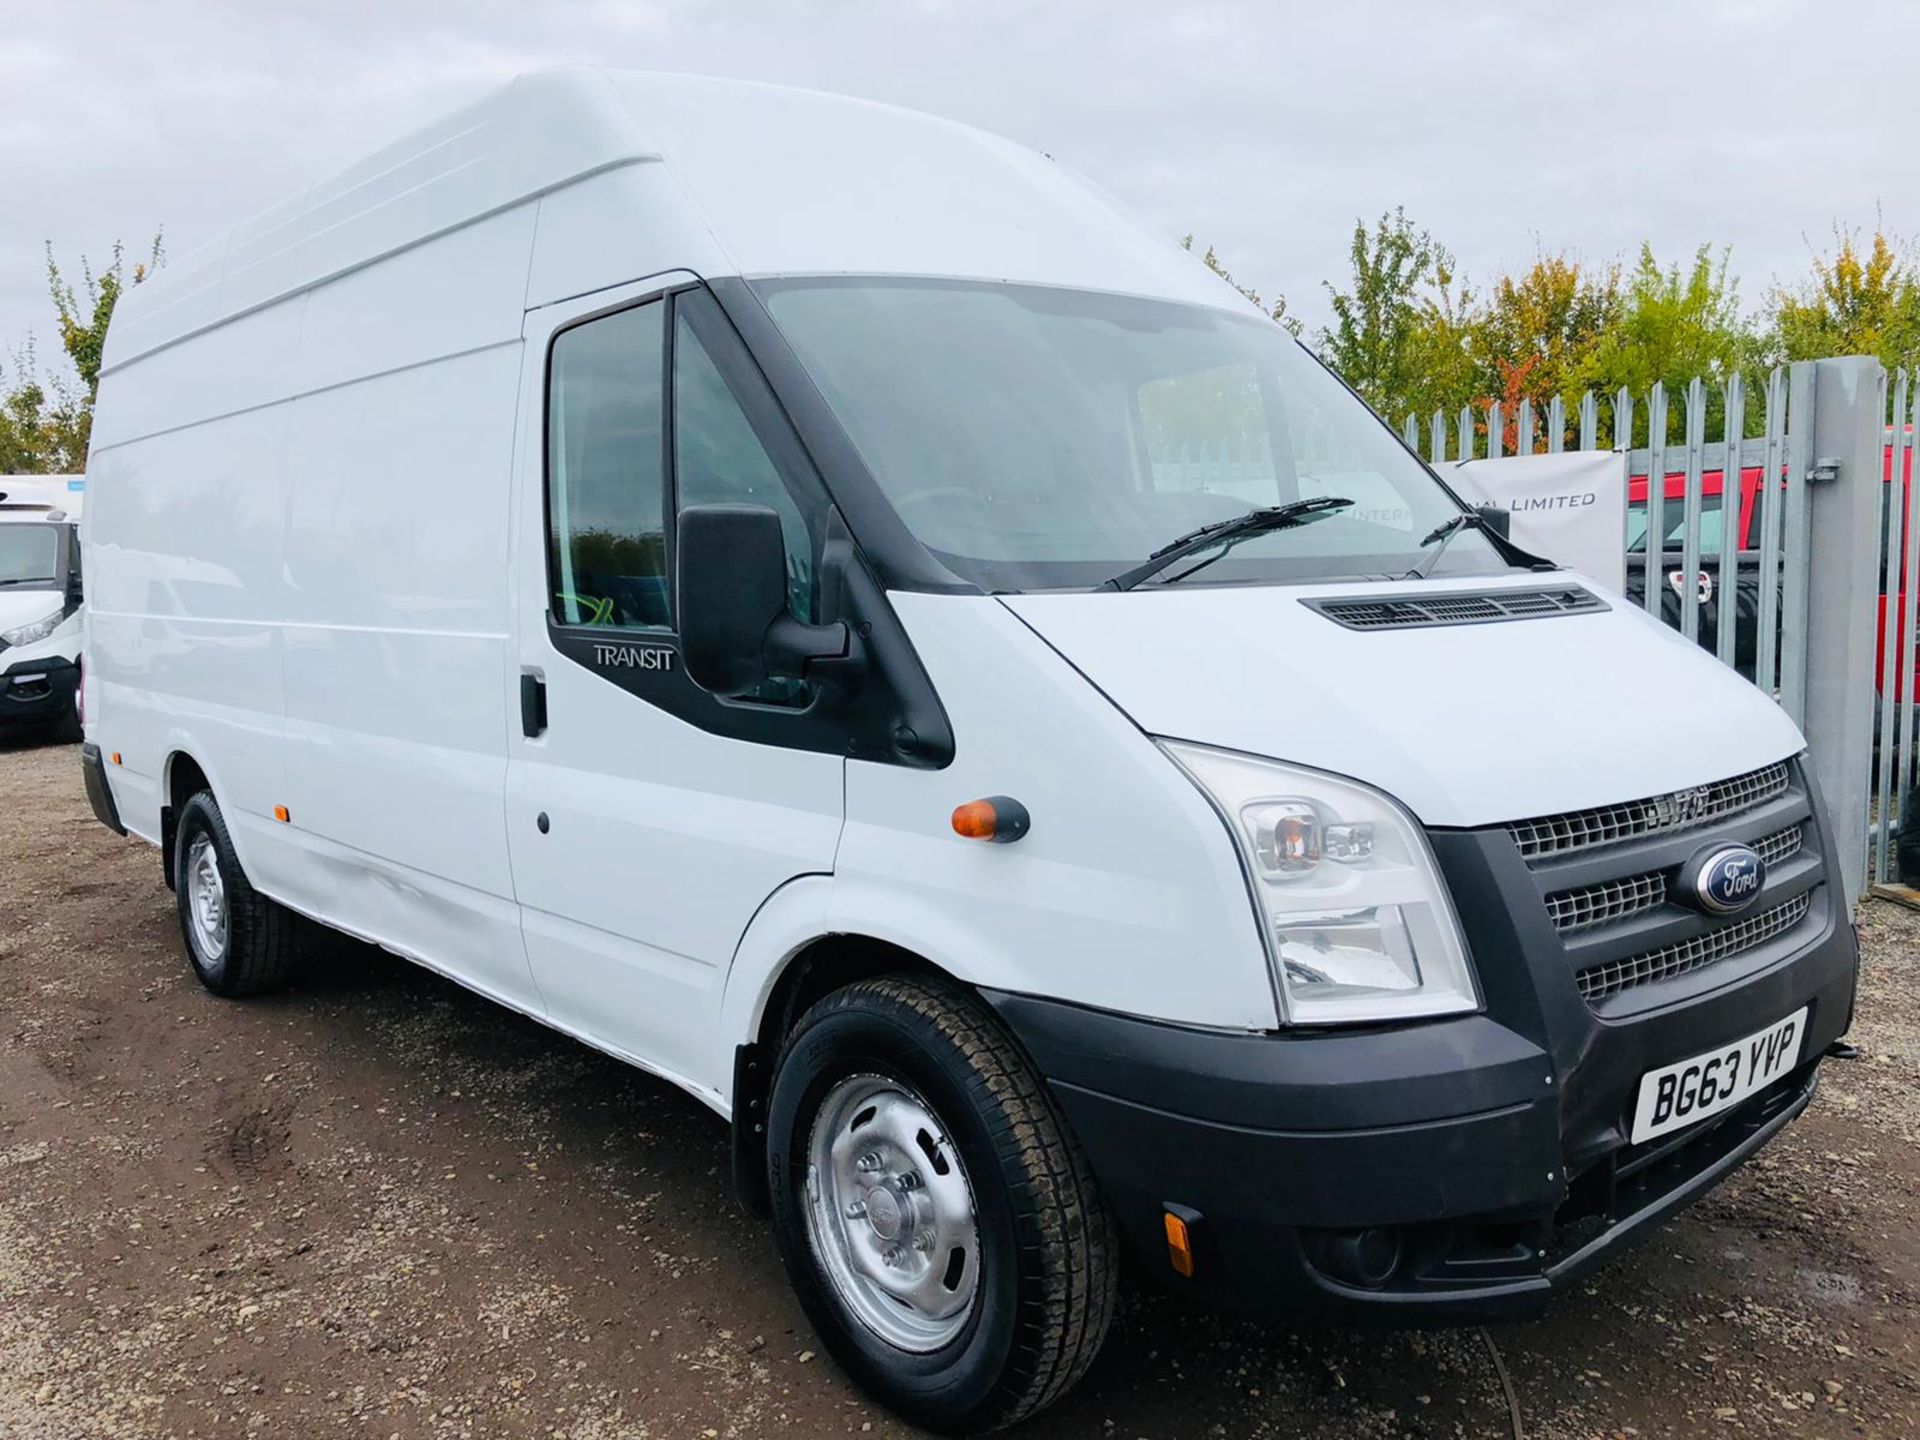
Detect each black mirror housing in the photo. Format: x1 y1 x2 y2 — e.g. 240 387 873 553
678 503 855 697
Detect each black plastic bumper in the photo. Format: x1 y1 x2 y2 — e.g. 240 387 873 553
0 654 78 726
81 741 125 835
984 848 1857 1323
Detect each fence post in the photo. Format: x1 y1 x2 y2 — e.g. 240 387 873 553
1797 356 1887 903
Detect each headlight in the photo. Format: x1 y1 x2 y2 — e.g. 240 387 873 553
1 606 68 648
1161 740 1478 1025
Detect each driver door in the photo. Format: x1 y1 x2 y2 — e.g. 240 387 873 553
504 277 844 1098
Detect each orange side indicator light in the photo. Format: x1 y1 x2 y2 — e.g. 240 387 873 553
950 795 1032 844
272 805 290 823
109 752 122 766
1163 1209 1196 1278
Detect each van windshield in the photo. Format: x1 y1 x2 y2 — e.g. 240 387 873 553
756 277 1513 591
0 526 59 589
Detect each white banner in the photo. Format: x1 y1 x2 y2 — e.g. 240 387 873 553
1449 450 1627 594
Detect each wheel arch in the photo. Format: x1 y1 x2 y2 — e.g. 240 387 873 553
159 748 216 890
722 876 986 1214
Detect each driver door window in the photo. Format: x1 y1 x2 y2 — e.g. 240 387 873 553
547 299 669 629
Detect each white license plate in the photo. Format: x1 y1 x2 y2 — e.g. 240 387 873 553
1629 1006 1808 1145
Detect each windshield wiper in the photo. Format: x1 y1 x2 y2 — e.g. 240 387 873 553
1100 497 1354 592
0 577 57 589
1401 511 1484 582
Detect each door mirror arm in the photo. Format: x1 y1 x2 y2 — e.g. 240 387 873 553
765 613 864 688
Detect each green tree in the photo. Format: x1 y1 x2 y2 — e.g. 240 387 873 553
1317 208 1453 414
1397 245 1484 431
0 232 163 473
1767 224 1920 371
1573 244 1753 441
0 357 56 473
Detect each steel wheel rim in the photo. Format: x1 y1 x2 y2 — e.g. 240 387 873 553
185 833 228 965
804 1073 980 1352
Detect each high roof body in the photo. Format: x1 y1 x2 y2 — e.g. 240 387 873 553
104 68 1243 374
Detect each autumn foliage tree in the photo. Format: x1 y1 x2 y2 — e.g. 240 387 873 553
1769 224 1920 371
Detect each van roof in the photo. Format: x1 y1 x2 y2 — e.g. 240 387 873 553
103 69 1243 375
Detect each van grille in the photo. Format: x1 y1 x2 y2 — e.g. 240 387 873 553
1543 823 1805 934
1574 893 1813 1003
1307 587 1604 632
1546 871 1666 934
1507 762 1791 862
1489 758 1821 1008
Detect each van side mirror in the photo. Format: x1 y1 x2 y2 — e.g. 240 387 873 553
678 503 854 697
1475 503 1512 540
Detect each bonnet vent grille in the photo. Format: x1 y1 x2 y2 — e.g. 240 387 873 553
1307 587 1605 631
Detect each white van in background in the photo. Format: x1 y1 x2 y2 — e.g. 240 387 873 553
0 477 84 741
81 71 1857 1432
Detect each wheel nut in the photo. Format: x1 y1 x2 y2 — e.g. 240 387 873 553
913 1230 935 1252
897 1171 920 1191
844 1200 866 1220
881 1245 904 1267
856 1152 882 1174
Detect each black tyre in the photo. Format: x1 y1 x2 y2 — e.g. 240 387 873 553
766 975 1117 1433
173 790 299 997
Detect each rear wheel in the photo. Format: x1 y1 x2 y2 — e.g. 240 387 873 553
766 975 1117 1433
173 791 299 997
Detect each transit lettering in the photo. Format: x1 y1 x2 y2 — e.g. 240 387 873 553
593 642 676 672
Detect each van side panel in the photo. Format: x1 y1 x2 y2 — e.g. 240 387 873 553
262 207 538 1007
88 203 544 1014
87 397 295 840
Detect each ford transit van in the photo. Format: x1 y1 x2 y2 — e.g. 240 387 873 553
79 70 1858 1432
0 479 84 740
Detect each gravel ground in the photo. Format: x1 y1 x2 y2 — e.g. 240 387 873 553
0 733 1914 1439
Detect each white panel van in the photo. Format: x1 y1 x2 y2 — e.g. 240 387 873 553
81 70 1858 1432
0 477 84 740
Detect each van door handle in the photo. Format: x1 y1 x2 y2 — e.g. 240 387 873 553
520 673 547 737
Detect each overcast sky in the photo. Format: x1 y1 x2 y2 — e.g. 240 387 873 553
3 0 1915 387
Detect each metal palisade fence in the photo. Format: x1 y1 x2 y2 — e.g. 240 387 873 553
1872 372 1918 888
1401 372 1812 711
1400 364 1920 897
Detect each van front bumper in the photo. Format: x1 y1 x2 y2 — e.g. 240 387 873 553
0 655 79 727
982 788 1858 1322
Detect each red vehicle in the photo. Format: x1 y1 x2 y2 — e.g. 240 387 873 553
1625 441 1916 696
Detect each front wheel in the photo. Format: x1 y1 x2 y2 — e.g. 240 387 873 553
766 975 1117 1433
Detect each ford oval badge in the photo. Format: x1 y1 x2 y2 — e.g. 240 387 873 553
1683 844 1766 915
